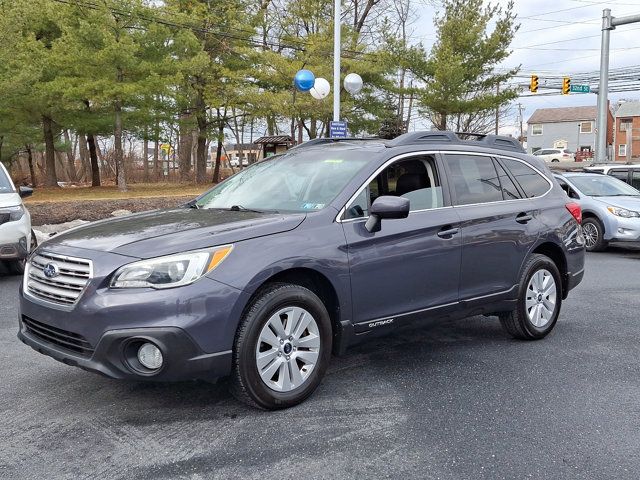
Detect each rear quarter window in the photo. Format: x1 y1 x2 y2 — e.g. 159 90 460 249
501 158 551 198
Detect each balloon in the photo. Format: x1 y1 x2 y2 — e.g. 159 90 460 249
310 78 330 99
294 69 315 92
344 73 363 94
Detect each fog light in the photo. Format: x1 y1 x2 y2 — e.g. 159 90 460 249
137 342 163 370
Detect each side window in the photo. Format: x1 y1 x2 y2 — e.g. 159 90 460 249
632 170 640 190
343 155 444 218
494 160 522 200
557 179 579 200
608 169 629 182
344 187 370 219
502 158 551 198
445 154 503 205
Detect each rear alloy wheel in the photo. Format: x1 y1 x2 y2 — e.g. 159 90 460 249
230 283 332 409
581 217 607 252
499 254 562 340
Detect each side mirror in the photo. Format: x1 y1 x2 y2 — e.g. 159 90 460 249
365 196 410 233
18 186 33 199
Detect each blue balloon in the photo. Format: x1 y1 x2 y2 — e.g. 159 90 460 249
294 69 315 92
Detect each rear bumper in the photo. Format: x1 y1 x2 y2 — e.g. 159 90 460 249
566 268 584 294
18 320 232 382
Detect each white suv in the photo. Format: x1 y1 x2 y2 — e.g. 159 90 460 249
0 162 35 274
584 164 640 190
532 148 575 163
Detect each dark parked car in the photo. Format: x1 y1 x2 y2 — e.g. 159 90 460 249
18 132 585 409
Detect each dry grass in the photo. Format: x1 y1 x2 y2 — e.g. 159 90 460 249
24 183 210 203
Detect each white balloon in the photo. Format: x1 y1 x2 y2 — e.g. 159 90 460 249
344 73 363 94
310 78 331 99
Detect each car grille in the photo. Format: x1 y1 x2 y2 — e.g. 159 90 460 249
26 252 92 307
22 316 94 357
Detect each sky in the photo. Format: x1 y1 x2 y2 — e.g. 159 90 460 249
412 0 640 136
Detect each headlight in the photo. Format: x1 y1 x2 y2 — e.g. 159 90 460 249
607 206 640 218
110 245 233 289
0 205 25 221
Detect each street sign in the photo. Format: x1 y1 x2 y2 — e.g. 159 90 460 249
330 121 348 138
570 84 590 93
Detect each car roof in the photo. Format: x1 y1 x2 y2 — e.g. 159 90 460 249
293 131 528 160
556 172 604 178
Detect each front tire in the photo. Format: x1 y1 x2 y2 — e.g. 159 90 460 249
499 254 562 340
582 217 607 252
9 230 37 275
230 283 332 409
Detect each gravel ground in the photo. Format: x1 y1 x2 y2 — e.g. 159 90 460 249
1 249 639 479
27 196 194 226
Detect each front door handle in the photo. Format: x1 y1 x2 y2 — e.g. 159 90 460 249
516 212 533 224
437 226 460 238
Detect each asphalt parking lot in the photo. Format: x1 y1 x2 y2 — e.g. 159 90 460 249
1 249 639 480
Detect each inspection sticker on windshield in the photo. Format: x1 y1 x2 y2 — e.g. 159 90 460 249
324 159 343 163
302 203 325 210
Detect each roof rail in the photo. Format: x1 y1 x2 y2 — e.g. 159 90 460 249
388 130 525 154
290 137 380 150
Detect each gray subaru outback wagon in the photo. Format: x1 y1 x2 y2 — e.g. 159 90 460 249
18 131 585 409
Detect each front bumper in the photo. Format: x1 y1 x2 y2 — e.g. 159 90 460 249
603 216 640 242
19 245 250 381
0 212 31 259
18 322 232 381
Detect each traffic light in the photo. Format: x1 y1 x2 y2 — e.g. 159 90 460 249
529 75 539 93
562 77 571 95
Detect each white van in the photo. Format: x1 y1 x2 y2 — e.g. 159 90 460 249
0 162 35 274
584 164 640 190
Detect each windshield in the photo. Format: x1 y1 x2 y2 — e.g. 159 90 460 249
196 148 372 213
0 165 15 193
568 175 640 197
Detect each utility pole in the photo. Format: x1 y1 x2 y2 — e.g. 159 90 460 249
517 103 524 143
596 9 640 162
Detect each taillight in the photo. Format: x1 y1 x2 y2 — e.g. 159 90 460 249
563 153 570 157
565 202 582 224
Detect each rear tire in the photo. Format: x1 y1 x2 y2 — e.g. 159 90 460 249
551 159 560 163
230 283 332 409
582 217 607 252
499 254 562 340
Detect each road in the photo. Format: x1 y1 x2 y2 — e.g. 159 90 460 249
1 249 639 480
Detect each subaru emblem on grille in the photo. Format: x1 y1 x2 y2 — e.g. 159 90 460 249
43 263 59 279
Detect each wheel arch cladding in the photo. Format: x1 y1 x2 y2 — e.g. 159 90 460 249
242 267 344 354
532 242 568 298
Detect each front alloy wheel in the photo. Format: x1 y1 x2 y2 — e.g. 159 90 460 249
582 218 607 252
230 283 332 409
256 306 320 392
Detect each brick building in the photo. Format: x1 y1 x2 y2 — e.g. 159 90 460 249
613 102 640 162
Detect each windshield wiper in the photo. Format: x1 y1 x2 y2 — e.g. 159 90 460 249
229 205 279 213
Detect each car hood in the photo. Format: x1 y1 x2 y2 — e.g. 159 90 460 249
0 192 21 208
43 208 306 258
594 196 640 211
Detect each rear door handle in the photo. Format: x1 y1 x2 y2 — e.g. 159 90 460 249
437 226 460 238
516 212 533 224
